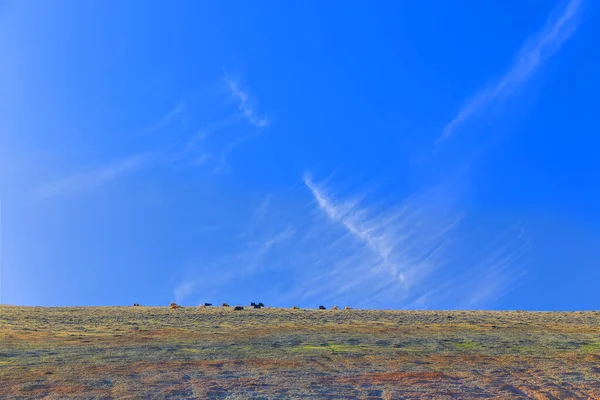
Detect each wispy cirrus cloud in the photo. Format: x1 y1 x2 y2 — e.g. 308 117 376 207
171 75 271 173
225 76 270 128
441 0 584 140
39 74 273 197
296 176 456 305
389 2 579 305
36 99 186 199
169 172 528 309
38 153 150 198
404 225 530 309
170 195 296 304
149 101 186 133
302 176 387 260
290 175 528 309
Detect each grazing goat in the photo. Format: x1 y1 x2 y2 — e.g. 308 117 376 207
222 303 230 307
332 305 339 310
133 303 140 307
169 302 181 309
204 303 212 307
319 305 326 310
292 305 300 310
258 302 265 308
234 306 244 311
253 304 261 309
250 302 257 307
344 306 353 310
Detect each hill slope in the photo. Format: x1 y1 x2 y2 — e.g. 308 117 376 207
1 306 599 398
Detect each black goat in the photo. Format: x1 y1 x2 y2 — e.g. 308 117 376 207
204 303 212 307
319 305 326 310
234 306 244 311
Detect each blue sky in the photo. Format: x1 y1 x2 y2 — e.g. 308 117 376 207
1 0 598 309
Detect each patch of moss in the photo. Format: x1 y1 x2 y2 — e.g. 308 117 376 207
580 342 600 352
454 341 479 349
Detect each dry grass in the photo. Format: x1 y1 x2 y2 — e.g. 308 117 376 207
1 306 599 399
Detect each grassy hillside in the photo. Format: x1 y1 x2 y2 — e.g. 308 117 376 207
1 306 599 399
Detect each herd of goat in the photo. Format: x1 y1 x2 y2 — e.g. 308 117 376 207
131 303 353 311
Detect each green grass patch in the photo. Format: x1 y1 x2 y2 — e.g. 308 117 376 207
454 341 479 349
580 342 600 352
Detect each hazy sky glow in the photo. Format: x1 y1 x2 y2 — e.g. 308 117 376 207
1 0 598 309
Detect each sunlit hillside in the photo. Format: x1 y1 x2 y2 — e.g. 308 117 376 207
1 306 599 398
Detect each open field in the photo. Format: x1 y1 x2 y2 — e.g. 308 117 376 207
1 306 600 399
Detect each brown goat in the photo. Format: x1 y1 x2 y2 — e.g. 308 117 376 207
332 305 339 310
169 302 181 309
344 306 353 310
222 303 230 307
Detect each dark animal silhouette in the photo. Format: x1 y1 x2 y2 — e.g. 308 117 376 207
222 303 230 307
319 305 326 310
133 303 140 307
292 305 300 310
253 304 261 309
250 302 257 307
234 306 244 311
204 303 212 307
258 302 265 307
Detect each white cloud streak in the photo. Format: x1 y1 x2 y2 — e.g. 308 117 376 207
149 101 186 132
295 176 527 309
442 0 583 140
40 74 273 197
299 175 460 305
226 77 270 128
171 199 296 303
38 154 149 198
403 226 530 310
168 173 528 309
